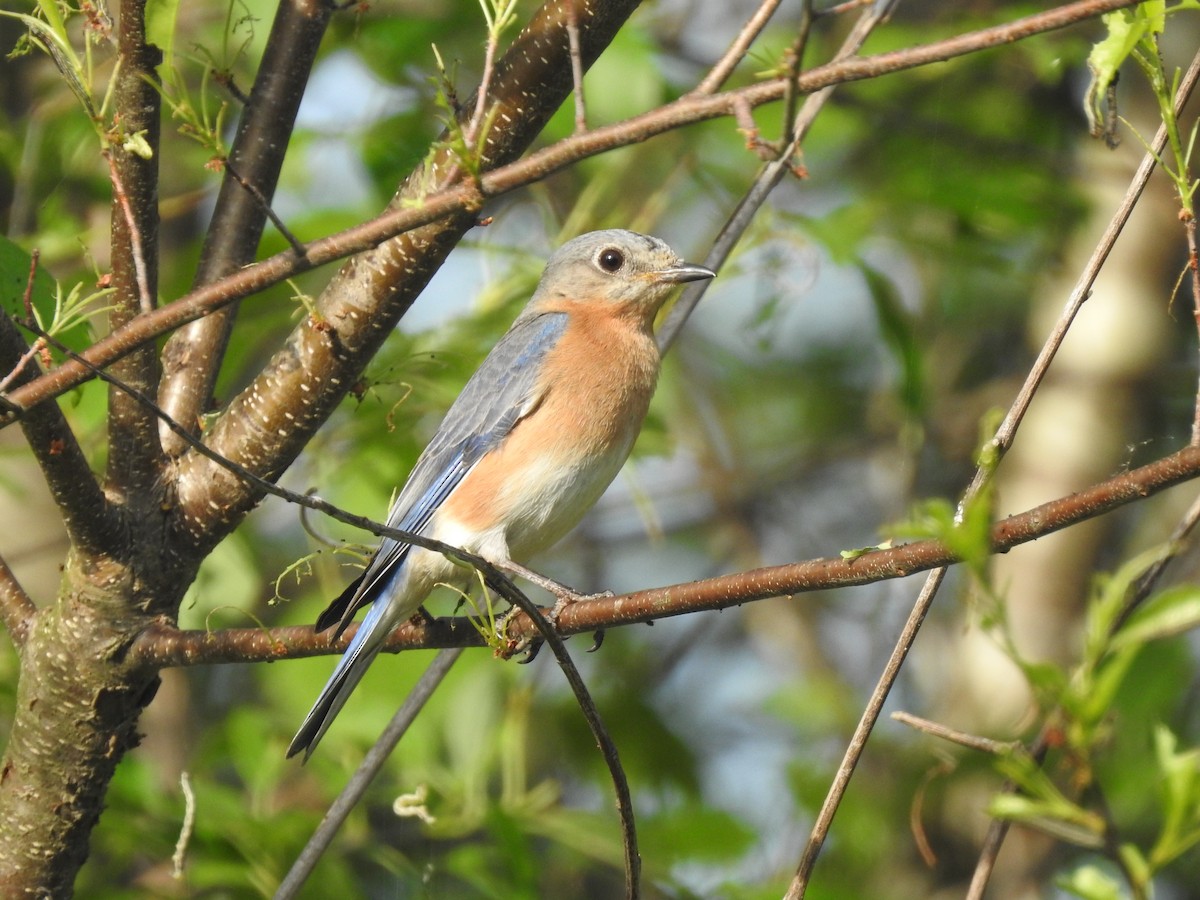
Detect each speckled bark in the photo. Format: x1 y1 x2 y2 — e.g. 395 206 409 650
0 544 196 896
0 1 644 894
104 0 163 504
157 0 334 456
175 0 644 551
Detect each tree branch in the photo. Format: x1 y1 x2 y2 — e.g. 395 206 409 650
660 0 894 350
0 271 116 560
961 42 1200 900
690 0 786 97
170 0 645 548
104 0 164 502
0 0 1143 426
134 442 1200 667
787 40 1200 893
157 0 334 457
0 553 35 649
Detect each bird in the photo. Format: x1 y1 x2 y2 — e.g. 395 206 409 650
287 229 715 760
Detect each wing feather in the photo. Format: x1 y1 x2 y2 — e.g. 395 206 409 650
321 311 568 633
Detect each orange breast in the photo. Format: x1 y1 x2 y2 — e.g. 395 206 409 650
437 305 662 558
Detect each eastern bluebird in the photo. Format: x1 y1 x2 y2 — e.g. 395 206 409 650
287 229 715 759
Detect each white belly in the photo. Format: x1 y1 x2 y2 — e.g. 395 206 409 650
430 434 633 568
499 439 632 559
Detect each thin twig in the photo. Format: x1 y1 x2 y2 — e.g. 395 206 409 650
1188 211 1200 443
891 711 1019 756
104 150 154 314
820 0 878 14
465 44 498 150
501 576 642 899
24 320 642 899
223 159 307 257
0 554 35 648
690 0 786 96
785 568 945 900
567 0 587 132
465 0 515 150
965 45 1200 900
273 648 463 899
780 2 816 150
659 0 898 352
1 0 1143 422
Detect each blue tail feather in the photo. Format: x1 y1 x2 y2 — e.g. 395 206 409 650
286 590 395 761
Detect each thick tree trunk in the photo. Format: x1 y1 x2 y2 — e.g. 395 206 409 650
0 550 177 896
0 0 647 892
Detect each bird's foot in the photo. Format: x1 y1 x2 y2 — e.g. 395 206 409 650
493 604 534 660
545 585 614 630
496 560 612 627
494 560 613 660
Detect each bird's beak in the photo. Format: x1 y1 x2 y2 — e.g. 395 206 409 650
655 262 716 284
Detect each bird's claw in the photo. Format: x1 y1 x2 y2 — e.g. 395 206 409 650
493 581 615 661
545 587 614 629
495 604 549 662
518 639 543 664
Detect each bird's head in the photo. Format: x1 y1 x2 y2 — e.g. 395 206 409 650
530 229 715 320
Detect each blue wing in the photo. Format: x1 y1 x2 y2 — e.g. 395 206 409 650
322 310 568 634
287 311 567 760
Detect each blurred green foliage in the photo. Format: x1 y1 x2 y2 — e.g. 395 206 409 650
3 0 1200 897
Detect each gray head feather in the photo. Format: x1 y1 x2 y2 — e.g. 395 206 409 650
528 229 714 311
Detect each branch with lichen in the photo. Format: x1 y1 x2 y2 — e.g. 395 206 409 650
0 0 1145 429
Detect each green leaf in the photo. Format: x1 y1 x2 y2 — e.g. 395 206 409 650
885 490 992 578
145 0 181 74
988 793 1105 848
860 261 925 426
0 237 108 355
1055 861 1126 900
1083 544 1174 661
1110 583 1200 652
991 749 1106 846
1087 5 1165 89
0 237 56 323
1064 545 1180 730
1076 643 1138 731
1 9 91 116
1085 4 1166 133
1149 724 1200 867
839 540 893 560
886 497 956 543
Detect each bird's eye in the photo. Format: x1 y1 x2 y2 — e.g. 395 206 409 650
597 248 625 273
